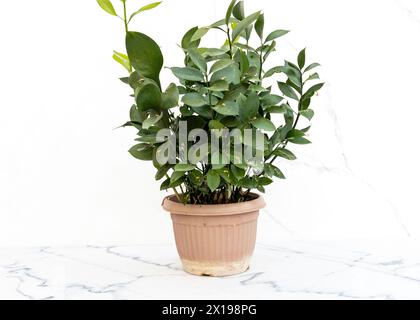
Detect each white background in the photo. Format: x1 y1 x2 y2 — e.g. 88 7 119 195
1 0 420 246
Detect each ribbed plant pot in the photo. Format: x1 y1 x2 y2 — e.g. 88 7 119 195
162 194 265 277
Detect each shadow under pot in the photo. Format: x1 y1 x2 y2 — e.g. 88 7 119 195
162 194 265 277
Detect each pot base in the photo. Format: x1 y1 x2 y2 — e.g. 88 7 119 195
181 257 251 277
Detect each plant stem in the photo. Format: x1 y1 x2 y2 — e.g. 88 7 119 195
122 0 132 72
258 41 264 84
165 174 184 204
122 0 129 34
226 27 233 59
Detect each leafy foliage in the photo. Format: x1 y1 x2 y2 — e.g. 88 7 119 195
98 0 324 204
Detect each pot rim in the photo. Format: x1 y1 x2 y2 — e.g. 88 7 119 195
162 193 265 216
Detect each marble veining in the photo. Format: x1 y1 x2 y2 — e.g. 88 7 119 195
1 239 420 300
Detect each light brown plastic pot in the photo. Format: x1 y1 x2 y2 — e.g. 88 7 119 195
162 194 265 277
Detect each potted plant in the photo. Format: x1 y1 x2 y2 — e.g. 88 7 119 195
97 0 323 276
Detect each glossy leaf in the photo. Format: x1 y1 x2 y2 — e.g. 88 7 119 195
182 27 201 49
255 13 265 40
112 51 131 73
272 148 297 160
298 48 306 69
207 170 221 192
232 11 261 41
191 27 209 42
161 83 179 109
210 59 235 74
300 109 314 121
136 82 162 111
174 164 196 172
278 82 299 101
129 144 154 161
304 63 321 73
171 67 204 82
129 1 162 22
265 29 289 43
188 48 207 73
251 118 276 131
97 0 117 16
126 32 163 87
182 93 207 107
213 101 239 116
155 164 172 180
239 92 259 122
226 0 239 24
209 80 229 92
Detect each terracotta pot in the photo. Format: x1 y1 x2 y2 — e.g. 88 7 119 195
162 194 265 277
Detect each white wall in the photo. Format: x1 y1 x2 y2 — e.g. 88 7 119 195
1 0 419 246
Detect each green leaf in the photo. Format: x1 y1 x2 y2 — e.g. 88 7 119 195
261 94 283 106
251 118 276 131
112 51 131 73
218 167 231 183
213 101 239 116
304 63 321 73
207 170 221 192
160 178 171 190
264 66 281 78
211 64 240 84
265 164 286 179
255 13 265 40
298 48 306 69
303 83 324 100
188 48 207 73
142 113 163 129
210 59 234 74
126 32 163 87
202 48 229 57
209 80 229 92
130 104 144 124
226 0 239 24
265 29 289 43
272 148 297 160
288 136 311 145
136 82 162 111
258 177 273 186
209 120 226 130
191 27 209 42
155 164 172 180
231 165 245 180
280 66 301 89
182 93 207 107
129 1 162 22
300 109 314 121
232 11 261 41
188 170 204 185
265 105 287 114
171 171 185 184
239 92 259 122
192 105 213 119
161 83 179 109
248 84 268 92
129 144 154 161
171 67 204 82
96 0 117 16
305 73 320 82
174 164 196 172
278 82 299 101
182 27 201 49
233 1 245 20
286 129 305 138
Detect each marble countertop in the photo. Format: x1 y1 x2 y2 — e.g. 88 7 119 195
1 238 420 300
